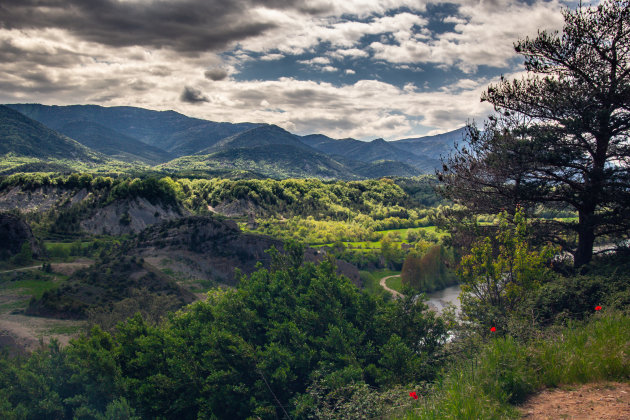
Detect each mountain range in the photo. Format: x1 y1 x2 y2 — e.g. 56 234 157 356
1 103 466 179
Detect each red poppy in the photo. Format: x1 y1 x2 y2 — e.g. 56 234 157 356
595 305 602 311
490 327 496 332
409 391 418 400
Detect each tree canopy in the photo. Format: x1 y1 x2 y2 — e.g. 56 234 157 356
438 0 630 266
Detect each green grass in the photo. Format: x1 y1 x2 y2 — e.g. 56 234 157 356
360 269 400 297
385 275 403 293
0 298 30 312
315 226 447 249
2 278 59 299
400 311 630 419
0 271 60 299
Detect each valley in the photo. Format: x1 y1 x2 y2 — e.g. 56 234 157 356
1 89 628 419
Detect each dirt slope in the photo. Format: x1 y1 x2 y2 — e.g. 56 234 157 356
519 382 630 419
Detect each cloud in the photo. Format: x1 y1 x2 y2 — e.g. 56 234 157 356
0 0 319 53
298 57 331 66
0 0 572 140
369 0 566 72
180 86 209 103
260 53 285 61
204 68 229 81
329 48 369 60
238 11 429 56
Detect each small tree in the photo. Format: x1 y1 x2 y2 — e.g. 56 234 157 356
439 0 630 267
401 245 453 292
458 208 557 330
12 241 33 266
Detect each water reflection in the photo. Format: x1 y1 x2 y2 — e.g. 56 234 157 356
424 284 461 314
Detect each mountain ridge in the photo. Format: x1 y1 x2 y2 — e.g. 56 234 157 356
2 103 464 179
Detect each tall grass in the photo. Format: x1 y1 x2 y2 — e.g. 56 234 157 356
401 311 630 419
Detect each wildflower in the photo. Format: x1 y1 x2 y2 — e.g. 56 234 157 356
409 391 418 400
490 327 496 332
595 305 602 311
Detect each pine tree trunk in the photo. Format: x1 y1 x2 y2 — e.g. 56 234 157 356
574 211 595 267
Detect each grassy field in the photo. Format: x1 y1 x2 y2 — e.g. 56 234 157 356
400 311 630 419
0 271 60 300
0 270 63 313
385 275 403 293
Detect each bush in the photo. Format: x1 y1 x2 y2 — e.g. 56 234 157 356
458 208 557 332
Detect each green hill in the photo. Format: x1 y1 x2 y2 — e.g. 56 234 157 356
7 103 259 156
161 144 360 179
205 124 311 152
57 120 173 164
0 106 102 162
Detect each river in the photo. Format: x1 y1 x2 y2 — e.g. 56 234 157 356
424 284 461 314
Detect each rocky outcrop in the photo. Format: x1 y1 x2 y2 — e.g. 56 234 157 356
80 197 185 235
0 185 187 236
208 198 258 218
0 186 88 213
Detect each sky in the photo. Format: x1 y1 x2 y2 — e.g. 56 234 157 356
0 0 575 140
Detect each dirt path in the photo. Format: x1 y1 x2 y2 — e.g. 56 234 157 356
0 264 42 274
520 382 630 419
0 260 92 276
380 275 403 299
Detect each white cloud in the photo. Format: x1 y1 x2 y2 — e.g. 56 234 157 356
329 47 369 60
260 53 285 61
369 0 566 72
299 56 331 65
238 11 428 55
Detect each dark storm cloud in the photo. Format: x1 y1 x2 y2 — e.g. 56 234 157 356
0 39 86 68
204 68 228 81
181 86 209 103
0 0 316 53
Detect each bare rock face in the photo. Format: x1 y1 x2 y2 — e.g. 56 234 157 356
80 197 186 235
0 212 43 258
0 186 88 213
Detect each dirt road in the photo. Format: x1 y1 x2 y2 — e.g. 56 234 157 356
380 275 403 299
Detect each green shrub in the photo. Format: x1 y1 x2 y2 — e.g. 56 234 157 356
406 311 630 420
458 208 557 332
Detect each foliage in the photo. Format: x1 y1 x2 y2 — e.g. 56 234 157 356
438 0 630 267
524 249 630 326
401 245 456 293
11 242 33 266
294 378 422 419
458 208 557 331
0 249 449 419
405 311 630 419
27 256 191 319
